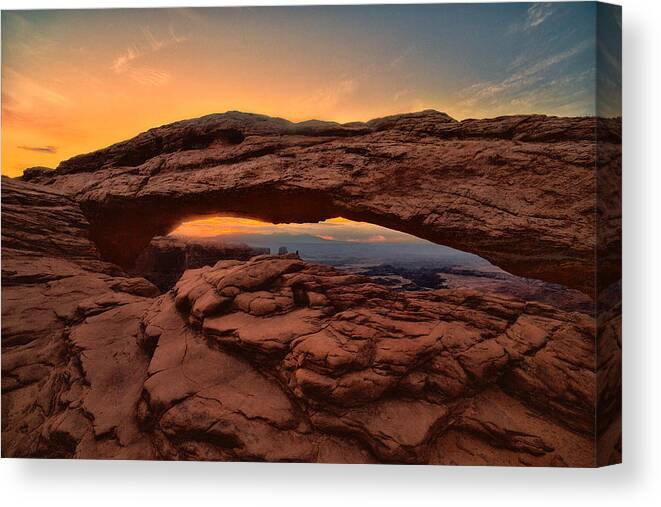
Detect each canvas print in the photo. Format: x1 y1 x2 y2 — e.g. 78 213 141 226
1 3 621 466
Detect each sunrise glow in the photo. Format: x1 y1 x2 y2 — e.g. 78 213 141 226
172 216 426 243
1 4 617 177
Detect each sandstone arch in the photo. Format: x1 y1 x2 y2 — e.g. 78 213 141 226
22 110 622 295
3 111 622 464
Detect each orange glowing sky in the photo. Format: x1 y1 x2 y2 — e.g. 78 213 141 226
1 4 620 178
172 216 426 244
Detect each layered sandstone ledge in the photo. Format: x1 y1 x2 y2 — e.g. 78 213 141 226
138 253 600 464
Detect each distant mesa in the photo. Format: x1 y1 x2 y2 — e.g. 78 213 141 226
132 235 269 291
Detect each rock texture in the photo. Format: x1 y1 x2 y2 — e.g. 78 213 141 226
0 178 616 465
132 235 269 291
137 253 598 464
1 178 159 458
2 110 622 465
0 179 607 465
21 110 622 295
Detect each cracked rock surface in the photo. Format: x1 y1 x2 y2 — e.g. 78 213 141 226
137 254 597 464
1 177 611 464
2 178 159 458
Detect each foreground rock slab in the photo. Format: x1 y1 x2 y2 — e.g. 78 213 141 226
1 178 158 458
136 253 598 464
1 174 608 465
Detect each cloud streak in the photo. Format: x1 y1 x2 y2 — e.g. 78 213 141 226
508 3 555 34
127 67 171 87
110 25 186 86
302 78 357 111
18 145 57 153
526 3 554 29
1 68 74 132
173 217 425 244
456 40 593 115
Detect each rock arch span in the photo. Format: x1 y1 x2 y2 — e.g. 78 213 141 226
22 110 622 295
3 111 622 464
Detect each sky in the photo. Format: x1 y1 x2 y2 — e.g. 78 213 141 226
172 216 430 244
1 3 621 178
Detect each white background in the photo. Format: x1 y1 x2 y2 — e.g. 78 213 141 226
0 0 659 505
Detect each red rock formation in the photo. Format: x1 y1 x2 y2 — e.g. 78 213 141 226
21 110 622 295
132 235 269 291
136 253 598 464
1 178 158 458
2 110 622 465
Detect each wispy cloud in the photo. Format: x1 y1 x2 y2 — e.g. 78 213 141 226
110 46 140 74
392 88 413 102
18 145 57 153
508 3 555 34
506 68 595 115
2 68 73 129
110 25 186 86
389 46 415 69
2 13 60 59
127 67 172 87
456 39 592 115
526 3 554 29
302 78 357 111
356 235 387 244
317 234 387 243
173 217 423 244
3 68 72 109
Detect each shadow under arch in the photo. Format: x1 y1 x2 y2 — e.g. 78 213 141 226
81 184 594 295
